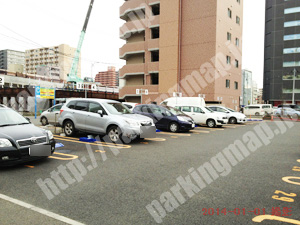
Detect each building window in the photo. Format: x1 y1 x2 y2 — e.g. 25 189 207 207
151 51 159 62
227 32 231 41
284 7 300 15
226 56 231 64
283 61 300 67
150 73 159 85
228 8 232 18
283 47 300 54
226 79 230 88
237 0 241 4
236 16 240 25
236 38 240 46
235 59 239 68
234 81 238 90
152 4 160 16
284 20 300 27
283 34 300 41
151 27 160 39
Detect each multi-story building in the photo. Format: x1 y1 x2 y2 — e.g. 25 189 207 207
264 0 300 106
119 0 243 109
0 49 25 73
95 66 119 87
25 44 81 81
257 88 264 104
252 81 259 104
242 69 253 106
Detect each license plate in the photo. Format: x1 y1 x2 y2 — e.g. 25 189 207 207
29 145 51 156
140 126 156 138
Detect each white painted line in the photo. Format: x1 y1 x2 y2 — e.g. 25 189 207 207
0 193 85 225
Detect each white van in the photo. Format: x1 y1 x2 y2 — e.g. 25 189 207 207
242 104 273 116
161 97 206 107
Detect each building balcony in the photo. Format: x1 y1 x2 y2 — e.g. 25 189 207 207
120 15 159 40
120 0 147 20
120 42 145 59
120 84 159 99
119 64 145 78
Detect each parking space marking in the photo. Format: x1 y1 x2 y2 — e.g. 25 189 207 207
252 215 300 224
145 138 166 142
95 150 106 153
171 136 178 139
223 126 236 129
190 130 210 134
54 135 131 149
157 132 191 137
24 165 34 168
196 127 225 131
140 142 149 145
49 152 79 161
0 193 85 225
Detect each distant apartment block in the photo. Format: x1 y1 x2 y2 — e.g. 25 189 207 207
119 0 243 109
0 49 25 73
95 66 119 86
25 44 81 81
242 69 253 106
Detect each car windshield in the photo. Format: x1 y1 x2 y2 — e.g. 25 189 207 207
226 107 236 112
0 109 30 126
103 103 132 115
163 106 184 116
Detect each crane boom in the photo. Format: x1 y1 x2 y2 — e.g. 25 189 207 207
67 0 94 83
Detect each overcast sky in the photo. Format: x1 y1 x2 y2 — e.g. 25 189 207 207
0 0 265 88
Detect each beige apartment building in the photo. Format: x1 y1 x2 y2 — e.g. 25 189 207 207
119 0 243 109
25 44 81 81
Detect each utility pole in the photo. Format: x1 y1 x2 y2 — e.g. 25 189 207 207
292 68 296 105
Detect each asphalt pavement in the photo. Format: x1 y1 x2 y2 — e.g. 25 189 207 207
0 120 300 225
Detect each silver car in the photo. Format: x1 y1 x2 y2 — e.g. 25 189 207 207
40 104 63 126
58 99 156 143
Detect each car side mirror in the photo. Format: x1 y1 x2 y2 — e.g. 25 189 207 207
97 110 104 117
25 117 31 123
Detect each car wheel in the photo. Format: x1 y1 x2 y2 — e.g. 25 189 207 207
169 122 179 133
207 119 216 128
41 117 48 126
255 112 260 116
292 114 299 121
229 117 237 124
107 126 122 143
64 121 76 137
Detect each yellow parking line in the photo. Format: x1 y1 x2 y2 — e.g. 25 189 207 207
145 138 166 142
196 127 225 131
140 142 149 145
223 126 236 129
190 130 210 134
24 165 34 168
171 136 178 139
157 132 191 137
54 135 131 149
49 152 79 161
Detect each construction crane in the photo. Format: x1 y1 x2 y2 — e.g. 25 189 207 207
67 0 94 83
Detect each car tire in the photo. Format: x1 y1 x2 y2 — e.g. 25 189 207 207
217 125 223 128
169 122 179 133
107 125 123 143
207 119 216 128
64 120 76 137
229 117 237 124
255 112 260 116
41 117 48 126
292 114 299 121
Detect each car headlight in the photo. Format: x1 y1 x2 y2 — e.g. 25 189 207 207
46 130 54 140
125 119 140 127
0 138 12 148
178 116 190 122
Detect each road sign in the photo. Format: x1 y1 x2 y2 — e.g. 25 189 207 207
136 89 140 95
77 83 84 90
40 87 55 99
35 86 41 98
145 89 149 95
0 76 4 85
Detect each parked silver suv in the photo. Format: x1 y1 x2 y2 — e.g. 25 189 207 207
58 99 156 143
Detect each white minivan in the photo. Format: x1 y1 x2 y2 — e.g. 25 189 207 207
241 104 273 116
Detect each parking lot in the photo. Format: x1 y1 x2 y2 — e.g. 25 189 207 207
1 119 300 225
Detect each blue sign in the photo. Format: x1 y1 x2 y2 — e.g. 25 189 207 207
35 86 41 98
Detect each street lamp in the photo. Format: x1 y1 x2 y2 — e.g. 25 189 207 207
292 68 297 105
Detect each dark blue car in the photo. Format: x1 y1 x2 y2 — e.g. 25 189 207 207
133 104 195 132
